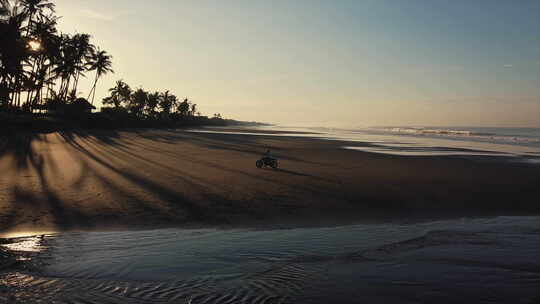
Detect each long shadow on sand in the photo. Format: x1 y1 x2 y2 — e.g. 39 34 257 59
56 131 210 222
0 129 337 233
0 131 108 231
3 128 540 233
0 129 364 232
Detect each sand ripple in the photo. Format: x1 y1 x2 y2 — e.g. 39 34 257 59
1 263 326 303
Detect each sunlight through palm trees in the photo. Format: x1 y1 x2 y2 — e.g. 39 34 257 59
0 0 112 111
1 0 225 128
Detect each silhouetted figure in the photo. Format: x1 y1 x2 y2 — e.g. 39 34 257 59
256 149 278 169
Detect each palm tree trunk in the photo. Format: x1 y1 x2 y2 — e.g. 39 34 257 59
35 56 46 108
88 72 98 105
45 67 51 102
91 84 97 105
63 77 71 100
73 72 79 94
13 76 20 108
26 57 39 108
8 77 14 107
16 90 21 108
58 78 65 99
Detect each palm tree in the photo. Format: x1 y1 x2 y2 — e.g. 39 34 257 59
130 88 147 117
0 2 28 108
159 90 174 115
51 34 87 101
25 15 57 109
178 98 190 116
145 91 160 117
70 33 93 94
105 79 131 109
0 1 14 106
20 0 54 15
1 0 116 114
39 19 62 103
52 34 77 101
19 0 55 36
102 95 120 109
86 47 113 105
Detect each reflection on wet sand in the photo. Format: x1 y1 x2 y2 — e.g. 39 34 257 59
2 217 540 304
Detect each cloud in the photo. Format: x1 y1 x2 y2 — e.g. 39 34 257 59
503 64 513 68
80 9 114 21
79 8 131 21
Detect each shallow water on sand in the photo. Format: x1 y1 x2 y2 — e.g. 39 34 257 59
3 216 540 303
195 125 540 158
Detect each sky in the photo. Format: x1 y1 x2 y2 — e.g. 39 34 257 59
54 0 540 127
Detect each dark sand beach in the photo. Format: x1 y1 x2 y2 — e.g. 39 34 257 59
2 128 540 303
1 128 539 236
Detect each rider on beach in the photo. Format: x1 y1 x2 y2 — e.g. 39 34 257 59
263 149 272 160
257 149 278 168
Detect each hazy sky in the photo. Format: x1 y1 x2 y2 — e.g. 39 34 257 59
55 0 540 127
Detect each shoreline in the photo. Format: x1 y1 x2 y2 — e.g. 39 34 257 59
1 128 540 237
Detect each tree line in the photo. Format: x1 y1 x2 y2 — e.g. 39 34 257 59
101 80 205 120
1 0 114 112
1 0 223 123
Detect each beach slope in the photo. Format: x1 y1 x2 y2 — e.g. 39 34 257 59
1 129 539 236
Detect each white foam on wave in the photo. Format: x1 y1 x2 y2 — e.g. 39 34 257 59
388 127 473 136
372 127 540 143
365 127 540 154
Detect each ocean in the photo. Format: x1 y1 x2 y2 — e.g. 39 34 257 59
248 125 540 158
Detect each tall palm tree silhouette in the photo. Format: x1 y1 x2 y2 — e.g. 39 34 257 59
87 48 113 105
70 33 93 94
0 1 28 108
52 34 77 101
26 16 57 109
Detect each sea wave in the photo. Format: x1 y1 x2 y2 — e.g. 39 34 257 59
369 127 540 145
375 127 492 137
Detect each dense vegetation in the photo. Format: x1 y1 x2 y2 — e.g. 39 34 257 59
1 0 113 111
0 0 243 133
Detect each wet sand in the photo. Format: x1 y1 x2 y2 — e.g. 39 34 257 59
2 217 540 303
1 128 540 236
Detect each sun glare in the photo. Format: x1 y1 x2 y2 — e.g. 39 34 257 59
28 40 42 51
